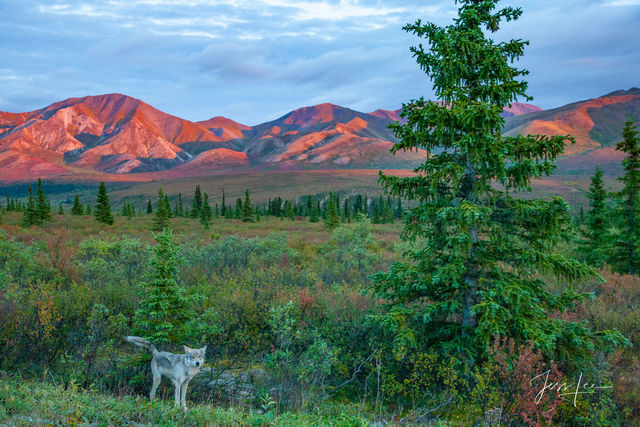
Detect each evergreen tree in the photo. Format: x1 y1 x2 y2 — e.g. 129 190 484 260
163 194 173 218
147 200 153 214
85 205 92 215
343 198 351 223
153 188 171 231
178 193 184 217
286 200 295 220
610 119 640 274
310 201 320 223
372 0 626 365
71 194 84 215
58 202 64 215
191 185 203 218
306 195 313 217
234 198 242 219
372 197 381 224
133 228 195 345
221 189 226 217
22 185 38 227
94 182 114 225
579 166 609 266
224 203 233 219
242 189 254 222
35 178 52 223
324 191 340 229
200 193 213 229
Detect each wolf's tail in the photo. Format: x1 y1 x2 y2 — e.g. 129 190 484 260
124 336 158 355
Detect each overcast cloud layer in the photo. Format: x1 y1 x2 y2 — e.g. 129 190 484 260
1 0 639 125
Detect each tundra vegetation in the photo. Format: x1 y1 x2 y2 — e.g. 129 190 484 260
1 1 639 426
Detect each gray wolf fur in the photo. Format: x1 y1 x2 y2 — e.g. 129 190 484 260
124 336 206 408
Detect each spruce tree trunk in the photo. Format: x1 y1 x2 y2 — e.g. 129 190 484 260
462 161 478 330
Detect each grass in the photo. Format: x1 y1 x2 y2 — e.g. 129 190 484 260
0 376 371 426
0 211 403 253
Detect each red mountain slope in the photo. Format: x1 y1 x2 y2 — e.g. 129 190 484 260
504 88 640 156
196 116 251 141
243 103 425 167
0 94 248 178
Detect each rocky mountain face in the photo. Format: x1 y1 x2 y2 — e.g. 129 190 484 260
1 89 638 181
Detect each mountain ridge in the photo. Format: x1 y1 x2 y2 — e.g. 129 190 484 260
1 89 639 182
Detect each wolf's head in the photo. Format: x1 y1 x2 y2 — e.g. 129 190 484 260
183 345 207 368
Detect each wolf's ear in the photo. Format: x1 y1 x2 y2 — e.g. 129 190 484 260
201 345 207 352
183 345 191 353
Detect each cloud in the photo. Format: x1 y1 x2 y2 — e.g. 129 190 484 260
259 0 406 21
2 0 639 124
604 0 640 5
37 3 120 18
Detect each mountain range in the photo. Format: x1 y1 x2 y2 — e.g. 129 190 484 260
1 88 639 182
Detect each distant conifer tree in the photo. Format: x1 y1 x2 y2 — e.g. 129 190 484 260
153 188 171 231
200 193 213 229
234 198 242 219
177 193 184 217
147 200 153 214
71 194 84 215
578 166 609 267
191 185 203 218
242 189 255 222
22 185 38 227
94 182 114 225
324 191 340 229
35 178 52 223
610 119 640 274
343 198 351 222
58 202 64 215
221 189 226 217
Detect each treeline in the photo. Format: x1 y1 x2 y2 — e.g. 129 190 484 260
5 181 406 230
578 119 640 275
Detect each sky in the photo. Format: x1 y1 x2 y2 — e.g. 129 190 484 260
1 0 639 125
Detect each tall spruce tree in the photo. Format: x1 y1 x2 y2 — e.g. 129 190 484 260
610 119 640 274
200 193 213 229
324 191 340 229
234 198 242 219
372 0 626 364
579 166 609 267
35 178 52 223
22 185 38 227
177 193 184 217
94 182 113 225
191 185 203 218
153 188 171 231
71 194 84 215
242 189 254 222
147 200 153 214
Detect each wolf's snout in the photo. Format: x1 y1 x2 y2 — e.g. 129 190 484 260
196 361 200 366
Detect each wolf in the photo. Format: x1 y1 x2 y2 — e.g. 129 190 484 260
124 336 206 408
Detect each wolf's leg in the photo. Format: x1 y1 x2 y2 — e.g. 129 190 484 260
180 379 191 408
149 374 161 400
149 362 161 400
173 380 181 407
